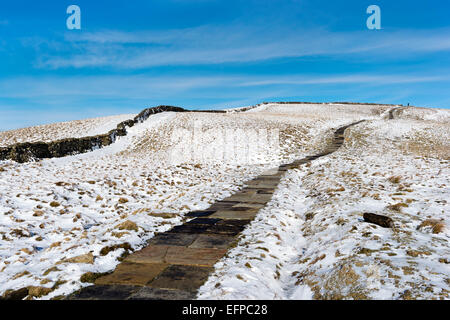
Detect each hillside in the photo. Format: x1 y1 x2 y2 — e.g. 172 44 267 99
0 103 448 300
0 114 136 147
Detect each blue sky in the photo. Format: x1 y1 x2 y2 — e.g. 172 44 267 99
0 0 449 129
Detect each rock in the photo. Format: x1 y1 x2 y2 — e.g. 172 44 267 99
1 287 29 300
363 213 394 228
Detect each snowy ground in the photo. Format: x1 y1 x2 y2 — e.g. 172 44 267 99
1 103 448 300
0 113 135 147
198 106 450 300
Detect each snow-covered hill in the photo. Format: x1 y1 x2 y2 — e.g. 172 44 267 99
0 114 136 147
0 103 448 300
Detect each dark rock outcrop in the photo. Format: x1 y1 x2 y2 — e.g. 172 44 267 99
363 212 394 228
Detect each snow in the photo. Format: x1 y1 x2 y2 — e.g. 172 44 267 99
198 108 450 300
0 103 448 300
0 113 136 147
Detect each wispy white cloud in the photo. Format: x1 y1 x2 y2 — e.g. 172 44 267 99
240 74 449 86
35 24 450 69
0 75 239 100
1 72 448 130
0 72 447 100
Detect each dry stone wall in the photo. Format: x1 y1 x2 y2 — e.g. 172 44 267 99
0 106 187 163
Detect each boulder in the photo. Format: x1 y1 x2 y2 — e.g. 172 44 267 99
363 212 394 228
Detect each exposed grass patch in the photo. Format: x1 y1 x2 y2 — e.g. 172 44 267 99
100 242 132 256
417 219 446 234
387 202 409 212
388 176 402 184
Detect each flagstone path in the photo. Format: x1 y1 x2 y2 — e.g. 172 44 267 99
66 120 365 300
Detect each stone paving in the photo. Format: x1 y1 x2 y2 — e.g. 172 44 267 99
66 120 364 300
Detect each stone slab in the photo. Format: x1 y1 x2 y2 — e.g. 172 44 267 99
165 246 227 267
169 224 210 234
246 175 280 181
125 245 169 264
244 183 279 189
256 189 275 194
261 168 280 175
208 201 241 211
292 159 309 164
66 284 141 300
185 218 222 226
222 206 254 211
124 245 227 267
185 210 217 218
217 219 252 227
127 287 196 300
189 234 236 249
240 186 274 193
249 178 281 183
148 232 199 246
209 209 258 220
258 173 283 178
205 223 247 236
233 203 265 209
95 262 168 286
222 193 273 204
147 265 213 292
